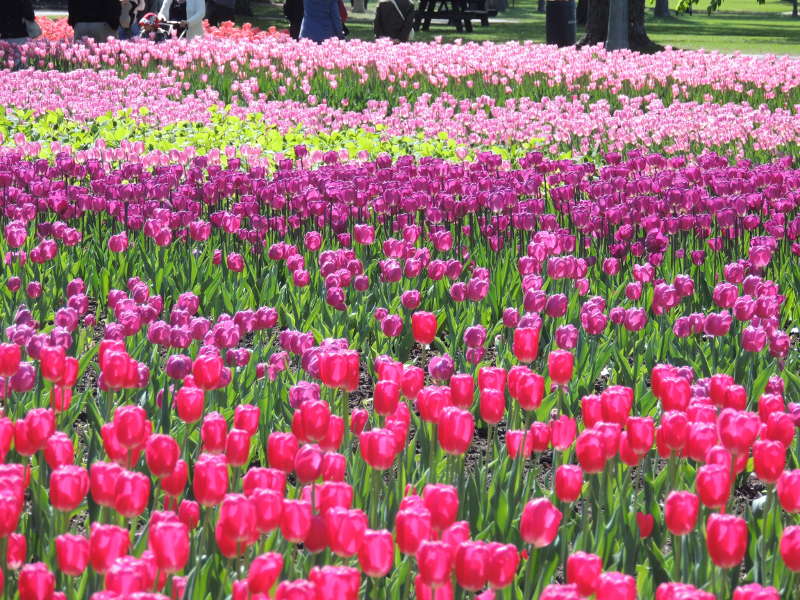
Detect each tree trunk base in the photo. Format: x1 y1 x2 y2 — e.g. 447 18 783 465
576 0 664 54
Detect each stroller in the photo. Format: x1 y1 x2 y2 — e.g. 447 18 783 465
138 12 187 41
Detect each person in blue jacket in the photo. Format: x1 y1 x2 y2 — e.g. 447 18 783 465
299 0 344 42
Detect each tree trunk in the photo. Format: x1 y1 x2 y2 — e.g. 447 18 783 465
353 0 366 13
576 0 588 25
577 0 663 52
538 0 546 12
793 0 798 18
653 0 669 17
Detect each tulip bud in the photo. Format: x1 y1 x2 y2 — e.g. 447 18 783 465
566 551 601 597
520 498 562 547
706 513 747 568
555 465 583 503
359 529 394 578
664 491 699 535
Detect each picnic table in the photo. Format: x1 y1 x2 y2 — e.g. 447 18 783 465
414 0 497 33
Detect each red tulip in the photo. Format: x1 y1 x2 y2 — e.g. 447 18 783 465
89 523 130 574
625 416 654 455
753 439 786 484
718 408 759 455
317 481 353 513
777 470 800 513
576 429 606 473
309 565 360 600
176 385 204 424
651 364 678 399
359 528 394 577
417 540 452 587
242 466 285 496
349 409 369 435
178 499 200 530
374 380 401 416
145 434 180 478
478 366 506 392
780 526 800 571
280 499 312 543
581 395 602 428
438 407 474 455
661 410 689 452
566 551 601 597
90 462 122 507
486 543 519 589
520 498 562 547
24 408 55 451
325 507 367 557
423 484 458 531
6 533 25 570
540 583 580 599
19 563 55 600
113 405 149 450
706 513 747 568
274 579 317 600
192 353 223 390
548 350 573 386
247 553 284 594
415 575 454 600
40 345 66 382
709 374 734 407
686 422 718 463
395 506 432 555
732 584 781 600
664 491 699 535
517 372 544 411
449 373 474 409
113 469 150 518
161 459 188 498
268 432 299 472
658 375 691 412
44 432 74 469
50 464 89 512
724 385 747 411
550 416 577 450
224 428 251 467
455 541 489 591
360 428 397 470
149 520 189 574
479 388 505 425
555 465 583 503
219 494 257 542
418 386 453 423
505 430 533 459
193 453 228 507
0 343 21 377
696 463 731 509
513 326 539 363
56 534 89 576
601 385 633 425
321 452 346 482
233 404 260 435
411 312 437 345
299 399 331 443
401 366 425 400
252 488 283 534
635 512 654 538
596 572 636 600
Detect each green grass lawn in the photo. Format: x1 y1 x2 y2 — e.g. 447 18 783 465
241 0 800 53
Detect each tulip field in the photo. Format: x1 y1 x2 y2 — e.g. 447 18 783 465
0 23 799 600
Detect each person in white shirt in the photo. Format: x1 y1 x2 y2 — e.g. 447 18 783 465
157 0 205 38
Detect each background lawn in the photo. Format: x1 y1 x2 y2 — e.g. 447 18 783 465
241 0 800 53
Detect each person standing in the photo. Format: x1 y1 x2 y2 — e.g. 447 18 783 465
374 0 414 41
283 0 304 39
119 0 147 38
207 0 236 26
157 0 205 38
0 0 37 44
68 0 120 42
299 0 344 42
